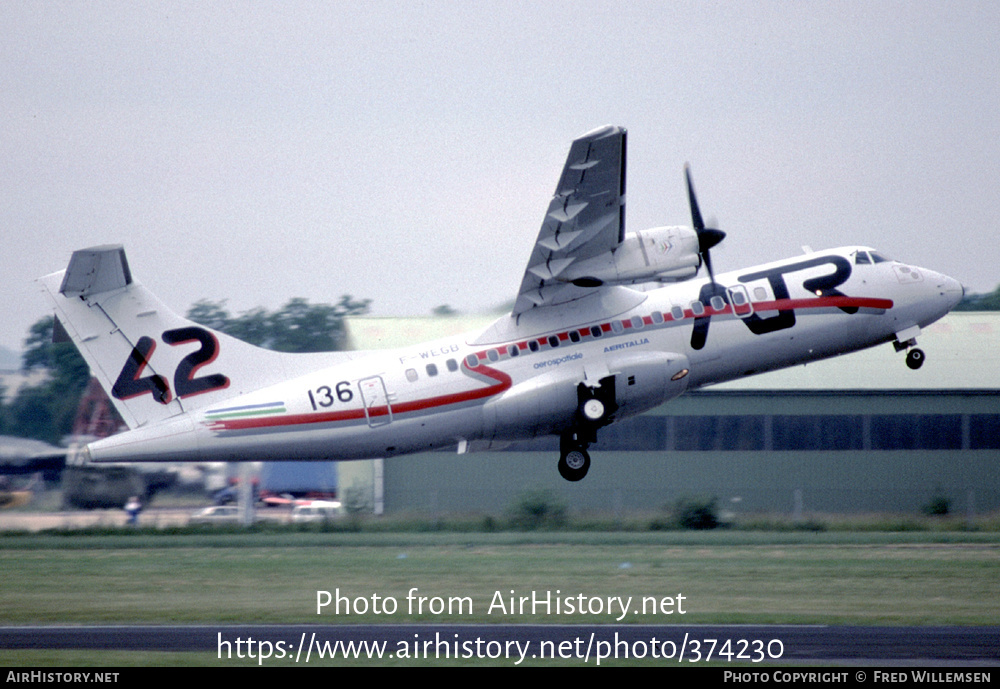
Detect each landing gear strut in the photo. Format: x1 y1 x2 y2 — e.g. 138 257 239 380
556 378 617 481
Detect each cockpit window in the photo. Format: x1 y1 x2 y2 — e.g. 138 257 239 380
855 249 891 265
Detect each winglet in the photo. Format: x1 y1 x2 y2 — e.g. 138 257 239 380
59 245 133 296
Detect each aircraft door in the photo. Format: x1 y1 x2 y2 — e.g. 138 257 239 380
359 376 392 427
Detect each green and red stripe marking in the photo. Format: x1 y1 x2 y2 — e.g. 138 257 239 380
204 365 511 432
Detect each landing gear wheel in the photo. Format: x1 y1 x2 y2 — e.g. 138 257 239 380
581 398 605 422
558 447 591 482
906 348 925 370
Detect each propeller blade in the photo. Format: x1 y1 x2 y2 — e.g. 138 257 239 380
703 246 716 285
684 165 726 286
685 165 704 231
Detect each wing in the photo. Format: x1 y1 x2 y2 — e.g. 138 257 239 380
512 125 627 315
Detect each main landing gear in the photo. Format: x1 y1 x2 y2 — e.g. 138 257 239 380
557 379 618 481
558 437 591 482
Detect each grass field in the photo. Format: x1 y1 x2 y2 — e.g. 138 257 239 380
3 530 999 625
2 529 998 666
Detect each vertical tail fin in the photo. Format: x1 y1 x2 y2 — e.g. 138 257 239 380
38 245 351 429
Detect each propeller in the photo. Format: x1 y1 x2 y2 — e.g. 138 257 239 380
685 165 726 286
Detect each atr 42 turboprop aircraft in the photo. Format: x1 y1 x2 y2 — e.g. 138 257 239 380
39 126 964 481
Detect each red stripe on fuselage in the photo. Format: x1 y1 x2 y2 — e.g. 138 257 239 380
206 364 512 432
205 295 891 433
750 296 893 312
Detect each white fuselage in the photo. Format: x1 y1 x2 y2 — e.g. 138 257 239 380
84 246 963 464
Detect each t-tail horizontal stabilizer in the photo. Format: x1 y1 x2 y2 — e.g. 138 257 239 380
58 245 133 297
38 245 353 431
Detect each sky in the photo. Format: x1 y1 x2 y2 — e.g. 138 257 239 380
2 1 998 354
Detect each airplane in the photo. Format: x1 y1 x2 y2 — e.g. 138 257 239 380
38 125 964 481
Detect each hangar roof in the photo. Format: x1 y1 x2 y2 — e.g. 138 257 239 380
343 314 498 351
344 312 1000 392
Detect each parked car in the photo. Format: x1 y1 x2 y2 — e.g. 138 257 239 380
291 501 344 523
189 505 241 524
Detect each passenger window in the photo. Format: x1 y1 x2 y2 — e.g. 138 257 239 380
612 321 624 333
753 287 767 301
570 330 581 343
508 345 520 357
631 316 644 329
426 363 438 377
488 349 499 362
710 296 725 311
529 340 539 352
691 301 705 316
548 335 560 347
671 306 684 320
465 354 479 368
652 312 664 324
590 325 603 337
446 358 458 372
405 368 418 382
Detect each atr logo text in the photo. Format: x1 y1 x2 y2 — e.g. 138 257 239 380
691 255 857 350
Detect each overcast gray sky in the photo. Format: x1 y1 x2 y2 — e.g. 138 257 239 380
3 1 998 353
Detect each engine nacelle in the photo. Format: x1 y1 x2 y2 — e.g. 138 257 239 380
483 367 581 441
482 350 690 443
560 226 701 286
603 350 690 421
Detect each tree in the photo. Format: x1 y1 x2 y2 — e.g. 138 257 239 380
267 297 349 353
224 307 271 347
185 296 370 352
21 316 89 393
3 294 371 443
185 300 232 332
2 316 90 443
954 284 1000 311
432 304 458 317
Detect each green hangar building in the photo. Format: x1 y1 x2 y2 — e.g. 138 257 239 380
341 313 1000 517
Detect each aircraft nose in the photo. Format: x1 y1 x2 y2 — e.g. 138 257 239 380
938 273 965 310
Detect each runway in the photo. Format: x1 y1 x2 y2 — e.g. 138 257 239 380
3 624 998 664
